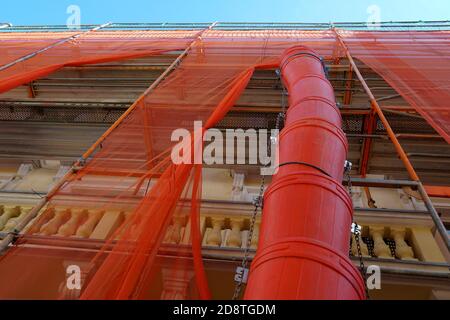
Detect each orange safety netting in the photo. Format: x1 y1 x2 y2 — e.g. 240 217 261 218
0 30 339 299
0 30 200 93
0 28 448 300
339 30 450 143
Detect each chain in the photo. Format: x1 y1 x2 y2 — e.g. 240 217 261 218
345 161 370 300
232 79 287 300
232 174 265 300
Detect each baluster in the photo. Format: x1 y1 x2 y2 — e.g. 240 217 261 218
27 207 55 235
76 210 104 238
391 227 416 261
40 209 70 236
58 209 87 237
3 207 30 232
206 217 224 247
227 218 244 248
351 233 370 257
250 221 260 249
369 226 394 259
168 216 184 244
0 206 21 230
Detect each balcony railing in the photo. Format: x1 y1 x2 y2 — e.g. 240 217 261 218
1 203 447 268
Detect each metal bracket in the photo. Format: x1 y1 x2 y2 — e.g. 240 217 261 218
234 267 249 284
253 195 264 209
344 160 353 173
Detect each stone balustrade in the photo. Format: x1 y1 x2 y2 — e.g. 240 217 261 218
23 206 124 240
201 216 256 249
369 226 395 259
160 214 260 250
2 203 446 266
349 224 446 263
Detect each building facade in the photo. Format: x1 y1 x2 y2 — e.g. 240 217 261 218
0 21 449 300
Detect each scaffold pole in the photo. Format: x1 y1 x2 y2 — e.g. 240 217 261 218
333 28 450 252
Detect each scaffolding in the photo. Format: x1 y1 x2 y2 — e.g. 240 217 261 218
0 20 448 299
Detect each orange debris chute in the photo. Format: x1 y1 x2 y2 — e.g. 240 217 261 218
245 46 366 300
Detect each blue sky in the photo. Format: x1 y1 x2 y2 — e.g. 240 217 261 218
1 0 449 25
